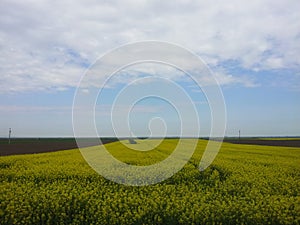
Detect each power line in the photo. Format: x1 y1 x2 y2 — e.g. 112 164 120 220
9 128 11 144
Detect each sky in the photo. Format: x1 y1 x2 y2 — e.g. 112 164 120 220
0 0 299 137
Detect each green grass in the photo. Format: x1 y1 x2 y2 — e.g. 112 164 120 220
0 139 299 224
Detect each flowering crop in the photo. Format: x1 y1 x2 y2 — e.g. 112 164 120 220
0 139 299 224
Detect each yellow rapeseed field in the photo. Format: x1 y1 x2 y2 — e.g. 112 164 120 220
0 139 299 224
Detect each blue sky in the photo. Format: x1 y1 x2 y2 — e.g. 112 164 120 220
0 0 299 137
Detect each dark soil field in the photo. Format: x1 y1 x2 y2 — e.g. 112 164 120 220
1 137 299 156
0 138 118 156
222 138 300 148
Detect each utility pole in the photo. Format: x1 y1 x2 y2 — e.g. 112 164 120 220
8 128 11 144
238 129 241 141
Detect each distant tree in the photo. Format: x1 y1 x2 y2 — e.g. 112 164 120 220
128 138 137 144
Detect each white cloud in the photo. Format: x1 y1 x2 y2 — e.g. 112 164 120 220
0 0 299 93
264 57 284 69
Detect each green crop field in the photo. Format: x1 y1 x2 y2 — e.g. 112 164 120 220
0 139 299 225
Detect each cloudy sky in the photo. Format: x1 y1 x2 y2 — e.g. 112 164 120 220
0 0 299 137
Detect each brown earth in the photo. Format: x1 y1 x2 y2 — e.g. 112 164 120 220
223 139 300 148
0 138 118 156
1 138 299 157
